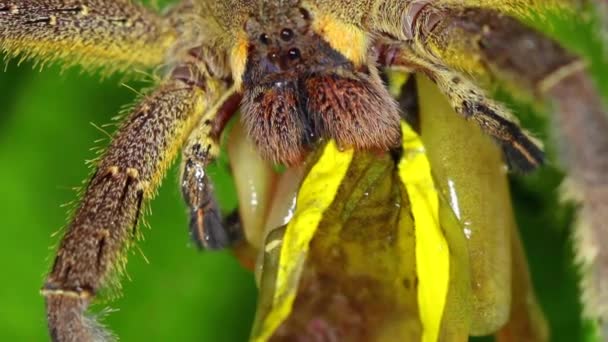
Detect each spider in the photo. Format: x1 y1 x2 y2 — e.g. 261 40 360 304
1 0 607 341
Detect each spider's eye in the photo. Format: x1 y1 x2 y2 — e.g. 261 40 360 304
280 28 294 41
287 48 300 60
299 8 310 20
259 33 270 45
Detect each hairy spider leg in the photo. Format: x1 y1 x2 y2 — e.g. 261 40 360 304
41 51 227 341
0 0 176 74
381 43 544 173
414 0 570 18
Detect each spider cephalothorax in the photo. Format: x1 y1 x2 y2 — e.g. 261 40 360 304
241 2 400 165
1 0 608 341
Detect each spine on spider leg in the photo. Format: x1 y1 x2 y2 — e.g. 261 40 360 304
415 5 608 327
0 0 177 73
41 76 220 341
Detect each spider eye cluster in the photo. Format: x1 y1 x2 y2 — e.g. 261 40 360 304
252 19 304 72
239 9 400 166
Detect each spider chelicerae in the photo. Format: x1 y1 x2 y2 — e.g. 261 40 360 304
1 0 608 341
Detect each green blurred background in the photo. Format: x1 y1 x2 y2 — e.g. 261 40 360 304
0 2 605 341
